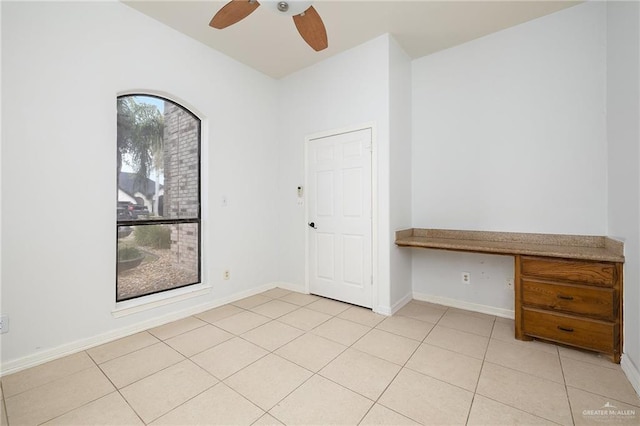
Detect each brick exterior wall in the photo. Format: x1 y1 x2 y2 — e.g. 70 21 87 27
163 102 200 272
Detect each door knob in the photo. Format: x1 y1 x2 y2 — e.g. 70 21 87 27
308 222 317 229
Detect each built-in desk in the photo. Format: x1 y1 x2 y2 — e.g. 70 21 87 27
396 228 625 362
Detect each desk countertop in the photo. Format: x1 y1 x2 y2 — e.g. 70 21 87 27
395 228 624 263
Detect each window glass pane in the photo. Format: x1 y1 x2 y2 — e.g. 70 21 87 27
116 94 201 302
117 96 199 221
164 102 200 220
117 223 200 301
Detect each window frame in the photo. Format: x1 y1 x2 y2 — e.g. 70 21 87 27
116 94 202 303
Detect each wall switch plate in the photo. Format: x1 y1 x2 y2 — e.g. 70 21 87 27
0 315 9 334
461 272 471 285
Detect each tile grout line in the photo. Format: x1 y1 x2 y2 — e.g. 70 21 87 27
471 393 567 426
164 327 234 359
479 359 566 387
229 297 394 424
560 356 640 407
0 382 7 426
119 388 147 426
319 311 404 425
85 332 161 366
251 308 354 425
356 306 452 425
478 331 575 425
90 349 149 425
1 365 99 402
97 340 187 389
459 314 570 425
147 316 210 341
141 357 243 425
95 342 224 425
152 299 288 424
477 360 578 425
558 352 577 426
464 316 496 425
217 299 352 421
164 319 210 336
31 353 128 426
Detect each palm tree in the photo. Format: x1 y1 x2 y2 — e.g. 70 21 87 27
117 96 165 214
117 97 135 175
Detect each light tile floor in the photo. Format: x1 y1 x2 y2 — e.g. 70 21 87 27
2 289 640 425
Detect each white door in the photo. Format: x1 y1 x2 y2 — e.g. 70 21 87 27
307 128 373 308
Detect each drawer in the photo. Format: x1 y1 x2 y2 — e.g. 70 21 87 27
521 257 616 287
522 279 616 321
522 307 617 353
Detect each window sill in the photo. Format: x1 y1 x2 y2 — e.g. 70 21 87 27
112 283 212 318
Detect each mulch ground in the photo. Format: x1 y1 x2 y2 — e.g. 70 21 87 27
117 243 198 301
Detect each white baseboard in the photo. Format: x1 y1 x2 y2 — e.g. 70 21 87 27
271 281 306 294
412 291 515 319
374 305 392 316
1 282 281 377
621 356 640 398
392 292 414 314
375 292 412 316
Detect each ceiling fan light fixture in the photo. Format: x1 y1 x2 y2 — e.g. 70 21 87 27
263 0 313 17
210 0 327 51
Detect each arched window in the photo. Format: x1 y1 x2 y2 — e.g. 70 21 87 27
116 94 201 302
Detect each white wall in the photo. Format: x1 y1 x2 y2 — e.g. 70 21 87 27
388 37 413 309
411 2 608 313
606 0 640 394
276 35 397 313
1 1 280 370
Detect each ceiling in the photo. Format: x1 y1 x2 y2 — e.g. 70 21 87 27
123 0 581 79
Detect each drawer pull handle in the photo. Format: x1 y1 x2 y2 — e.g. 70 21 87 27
557 326 574 333
557 295 574 301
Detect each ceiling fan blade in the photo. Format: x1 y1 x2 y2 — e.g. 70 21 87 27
210 0 260 29
292 6 328 51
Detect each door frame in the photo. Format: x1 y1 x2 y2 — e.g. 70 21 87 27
304 123 378 310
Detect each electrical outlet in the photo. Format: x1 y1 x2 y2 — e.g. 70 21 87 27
0 315 9 334
507 278 514 290
223 269 230 280
461 272 471 285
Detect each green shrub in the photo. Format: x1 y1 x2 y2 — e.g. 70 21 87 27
118 246 143 261
134 225 171 249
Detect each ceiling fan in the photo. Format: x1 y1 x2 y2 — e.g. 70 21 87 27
210 0 328 52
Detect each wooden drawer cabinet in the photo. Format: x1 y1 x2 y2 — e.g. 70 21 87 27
522 307 617 354
520 257 616 287
522 279 616 321
516 256 622 363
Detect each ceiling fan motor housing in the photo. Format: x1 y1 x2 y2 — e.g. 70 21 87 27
265 0 313 16
277 2 289 12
